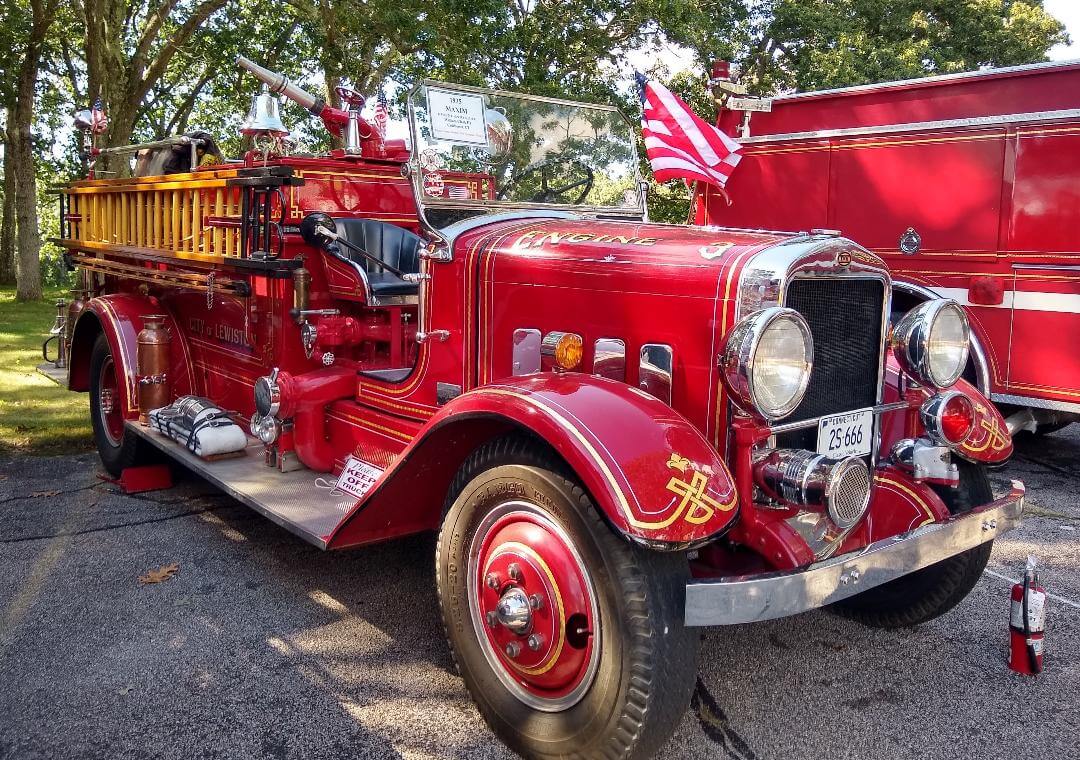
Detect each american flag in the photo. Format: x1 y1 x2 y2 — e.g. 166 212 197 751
636 73 741 189
373 87 389 138
447 185 470 199
90 96 109 134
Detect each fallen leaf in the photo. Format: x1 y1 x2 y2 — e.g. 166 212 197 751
0 475 9 482
139 563 180 585
29 490 61 498
118 685 134 695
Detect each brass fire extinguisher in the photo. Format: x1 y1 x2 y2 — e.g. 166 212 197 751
137 315 172 423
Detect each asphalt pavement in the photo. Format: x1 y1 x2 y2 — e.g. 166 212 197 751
1 427 1077 760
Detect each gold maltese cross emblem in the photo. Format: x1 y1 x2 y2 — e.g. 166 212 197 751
664 453 733 525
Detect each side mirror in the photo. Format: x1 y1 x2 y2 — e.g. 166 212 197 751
300 212 337 248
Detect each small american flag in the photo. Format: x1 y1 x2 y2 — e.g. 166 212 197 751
374 87 389 138
636 73 741 189
447 185 470 199
90 96 109 134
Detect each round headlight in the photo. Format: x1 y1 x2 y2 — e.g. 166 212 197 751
721 307 813 421
892 300 970 389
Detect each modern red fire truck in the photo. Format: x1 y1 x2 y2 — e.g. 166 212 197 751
51 57 1023 758
700 59 1080 436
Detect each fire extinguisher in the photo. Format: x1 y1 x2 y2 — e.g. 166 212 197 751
1009 555 1046 675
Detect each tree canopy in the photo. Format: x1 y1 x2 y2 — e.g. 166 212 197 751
0 0 1069 297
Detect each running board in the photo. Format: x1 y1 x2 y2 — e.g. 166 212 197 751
126 422 354 548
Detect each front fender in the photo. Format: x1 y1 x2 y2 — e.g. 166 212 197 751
881 354 1012 463
328 374 739 550
70 294 193 417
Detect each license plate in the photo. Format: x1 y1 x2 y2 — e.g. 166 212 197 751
817 408 873 459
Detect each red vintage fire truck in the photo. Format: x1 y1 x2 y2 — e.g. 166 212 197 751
701 59 1080 436
52 58 1024 759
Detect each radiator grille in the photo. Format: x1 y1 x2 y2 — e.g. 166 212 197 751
784 278 885 425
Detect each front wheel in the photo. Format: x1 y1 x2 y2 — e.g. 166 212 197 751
436 436 699 759
832 459 993 628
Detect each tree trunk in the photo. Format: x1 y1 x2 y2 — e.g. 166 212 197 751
12 16 50 301
0 133 16 286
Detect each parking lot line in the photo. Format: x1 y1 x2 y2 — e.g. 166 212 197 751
984 568 1080 609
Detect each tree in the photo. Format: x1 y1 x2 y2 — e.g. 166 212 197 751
82 0 230 173
9 0 61 300
0 0 29 286
669 0 1069 94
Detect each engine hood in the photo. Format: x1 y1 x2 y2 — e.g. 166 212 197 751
452 216 794 301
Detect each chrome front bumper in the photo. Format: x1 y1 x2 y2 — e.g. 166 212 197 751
685 480 1025 626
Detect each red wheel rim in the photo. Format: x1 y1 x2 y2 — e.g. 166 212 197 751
97 355 124 446
468 501 600 711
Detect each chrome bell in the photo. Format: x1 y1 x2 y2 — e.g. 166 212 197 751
241 85 289 137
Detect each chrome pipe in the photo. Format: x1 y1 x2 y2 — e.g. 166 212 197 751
237 56 322 114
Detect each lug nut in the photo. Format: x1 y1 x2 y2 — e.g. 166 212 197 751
527 634 543 651
529 593 544 611
486 611 498 628
508 563 522 582
505 642 521 658
485 573 500 590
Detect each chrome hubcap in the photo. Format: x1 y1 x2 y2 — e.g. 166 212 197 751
495 587 533 635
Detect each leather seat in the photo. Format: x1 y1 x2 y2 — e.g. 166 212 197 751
332 219 422 297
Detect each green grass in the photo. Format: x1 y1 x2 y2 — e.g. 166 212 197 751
0 288 93 456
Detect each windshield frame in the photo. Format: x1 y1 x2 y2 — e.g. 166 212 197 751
406 80 647 226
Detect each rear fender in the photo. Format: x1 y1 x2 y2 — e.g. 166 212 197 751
327 374 739 550
69 295 194 417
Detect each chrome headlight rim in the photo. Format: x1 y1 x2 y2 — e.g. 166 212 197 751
254 371 281 418
892 299 971 389
919 389 975 446
721 306 814 422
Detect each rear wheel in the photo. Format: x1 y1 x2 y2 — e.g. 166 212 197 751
436 436 699 759
90 333 150 476
832 459 993 628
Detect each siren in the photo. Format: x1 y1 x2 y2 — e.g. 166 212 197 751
241 84 289 137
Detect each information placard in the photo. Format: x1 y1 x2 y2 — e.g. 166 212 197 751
427 88 488 146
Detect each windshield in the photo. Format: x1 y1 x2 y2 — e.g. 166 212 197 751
407 81 644 226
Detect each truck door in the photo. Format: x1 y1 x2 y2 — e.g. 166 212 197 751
1007 265 1080 404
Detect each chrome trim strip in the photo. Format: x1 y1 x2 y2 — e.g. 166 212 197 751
767 400 907 434
739 108 1080 145
991 393 1080 415
763 59 1080 103
685 481 1025 626
1012 264 1080 272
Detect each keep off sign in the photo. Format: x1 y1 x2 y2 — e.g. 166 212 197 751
335 456 384 500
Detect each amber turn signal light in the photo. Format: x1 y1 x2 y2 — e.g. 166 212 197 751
541 331 584 371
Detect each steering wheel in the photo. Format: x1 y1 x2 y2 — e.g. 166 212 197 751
497 158 595 204
335 86 365 110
